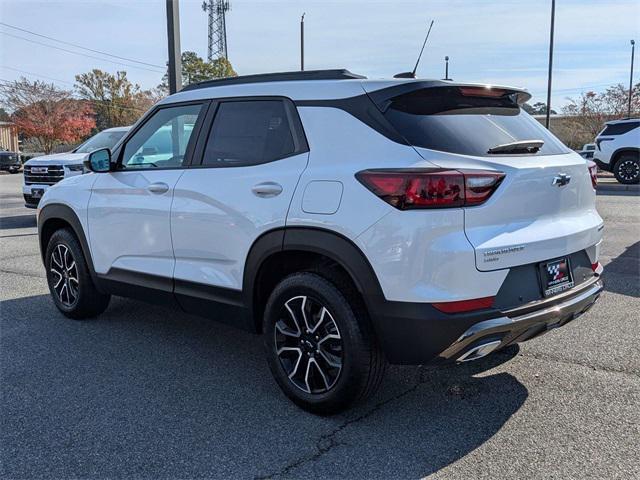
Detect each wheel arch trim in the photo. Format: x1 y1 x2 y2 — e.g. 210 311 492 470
243 226 386 330
38 203 98 282
611 147 640 166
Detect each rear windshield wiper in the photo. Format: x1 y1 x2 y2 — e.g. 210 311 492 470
487 140 544 155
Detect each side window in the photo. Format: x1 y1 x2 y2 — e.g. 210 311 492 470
120 103 203 169
601 122 639 136
202 100 296 167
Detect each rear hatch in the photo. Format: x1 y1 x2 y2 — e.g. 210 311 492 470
368 82 602 271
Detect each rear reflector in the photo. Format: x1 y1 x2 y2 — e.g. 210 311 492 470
587 161 598 189
433 296 495 313
356 169 504 209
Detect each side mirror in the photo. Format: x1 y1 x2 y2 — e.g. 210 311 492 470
84 148 111 173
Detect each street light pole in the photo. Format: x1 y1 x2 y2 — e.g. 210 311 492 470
166 0 182 94
545 0 556 129
629 39 635 118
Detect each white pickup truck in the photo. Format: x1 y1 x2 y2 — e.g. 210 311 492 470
23 126 129 208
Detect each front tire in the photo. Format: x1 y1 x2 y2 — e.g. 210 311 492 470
45 228 110 319
613 154 640 184
263 272 385 414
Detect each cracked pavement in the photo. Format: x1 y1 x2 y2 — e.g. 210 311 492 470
1 172 639 479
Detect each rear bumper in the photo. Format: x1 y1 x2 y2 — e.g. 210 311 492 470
437 277 603 362
370 276 603 365
0 164 20 171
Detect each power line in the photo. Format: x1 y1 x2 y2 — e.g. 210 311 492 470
0 31 165 74
0 78 149 113
0 21 165 69
0 66 74 85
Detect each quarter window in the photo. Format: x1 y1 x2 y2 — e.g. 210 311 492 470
600 122 639 136
120 104 203 169
202 100 296 167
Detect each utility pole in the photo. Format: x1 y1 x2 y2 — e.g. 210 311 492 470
202 0 230 61
443 56 450 80
545 0 556 129
629 39 635 118
300 13 305 71
166 0 182 94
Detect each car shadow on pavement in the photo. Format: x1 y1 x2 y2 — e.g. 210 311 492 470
0 213 36 230
602 240 640 298
1 294 527 479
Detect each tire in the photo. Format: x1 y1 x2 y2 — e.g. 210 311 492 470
263 272 386 414
45 228 110 319
613 153 640 184
9 168 20 174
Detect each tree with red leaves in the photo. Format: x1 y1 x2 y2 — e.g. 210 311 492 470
1 77 95 154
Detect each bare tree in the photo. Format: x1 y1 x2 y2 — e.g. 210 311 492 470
560 83 640 148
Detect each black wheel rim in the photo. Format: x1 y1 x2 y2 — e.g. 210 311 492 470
274 295 343 394
50 244 79 307
618 160 639 181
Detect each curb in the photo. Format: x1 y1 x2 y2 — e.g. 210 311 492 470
597 183 640 192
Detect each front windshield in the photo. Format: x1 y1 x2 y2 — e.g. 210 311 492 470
75 130 127 154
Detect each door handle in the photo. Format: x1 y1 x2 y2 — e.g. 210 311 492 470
252 182 283 198
147 182 170 194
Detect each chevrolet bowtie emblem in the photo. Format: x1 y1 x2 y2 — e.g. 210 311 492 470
552 173 571 187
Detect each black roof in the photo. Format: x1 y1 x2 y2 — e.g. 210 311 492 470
180 69 366 92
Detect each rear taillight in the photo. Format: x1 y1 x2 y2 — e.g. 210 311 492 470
356 169 504 209
587 161 598 189
433 296 495 313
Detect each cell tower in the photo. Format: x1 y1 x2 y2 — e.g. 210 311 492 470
202 0 230 61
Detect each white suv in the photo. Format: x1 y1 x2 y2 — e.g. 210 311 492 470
593 118 640 184
36 70 604 413
23 126 129 208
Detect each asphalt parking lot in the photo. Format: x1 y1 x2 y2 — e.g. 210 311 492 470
1 171 638 480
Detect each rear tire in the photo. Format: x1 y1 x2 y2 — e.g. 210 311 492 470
263 272 385 414
45 228 110 319
613 153 640 184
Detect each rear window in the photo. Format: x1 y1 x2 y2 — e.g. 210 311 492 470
599 122 639 136
382 87 569 156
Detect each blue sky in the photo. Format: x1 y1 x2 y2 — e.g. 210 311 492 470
0 0 638 109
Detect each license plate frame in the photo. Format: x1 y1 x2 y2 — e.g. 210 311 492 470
539 257 574 297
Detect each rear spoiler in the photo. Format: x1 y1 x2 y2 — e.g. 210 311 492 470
366 80 532 112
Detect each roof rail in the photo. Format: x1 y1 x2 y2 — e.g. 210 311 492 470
180 69 366 92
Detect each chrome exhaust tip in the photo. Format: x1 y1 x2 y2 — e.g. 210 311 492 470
457 340 502 362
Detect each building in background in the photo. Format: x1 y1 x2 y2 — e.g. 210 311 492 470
0 122 20 152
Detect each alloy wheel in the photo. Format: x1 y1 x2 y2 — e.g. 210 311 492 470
274 295 343 394
50 244 79 307
617 159 639 182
